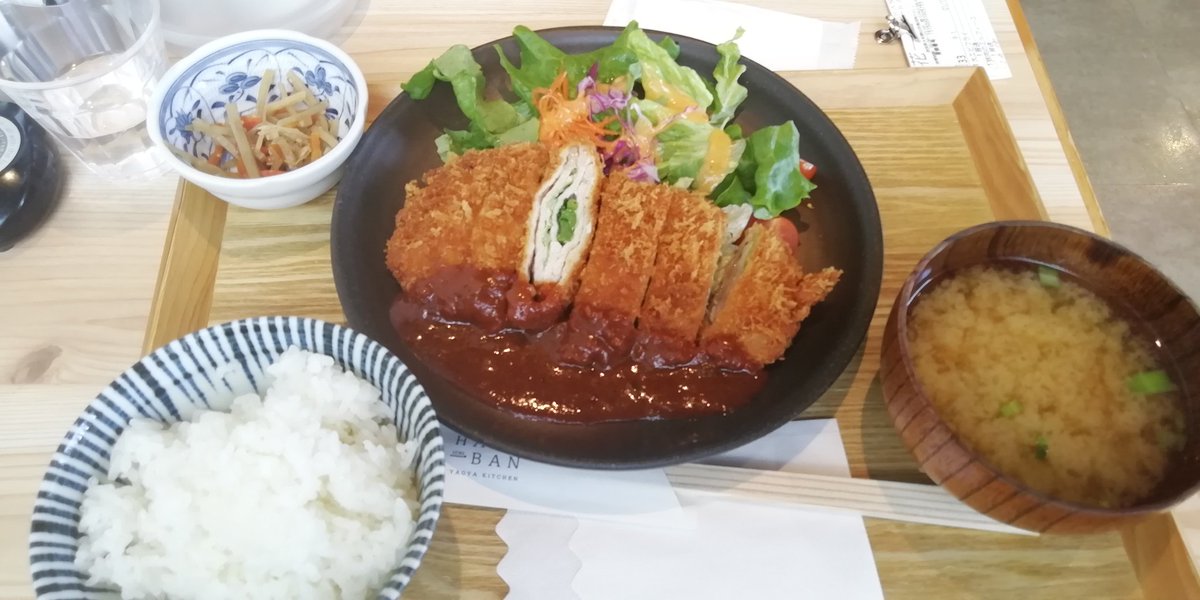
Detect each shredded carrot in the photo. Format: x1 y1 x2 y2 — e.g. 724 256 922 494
532 71 618 149
268 143 285 170
309 130 323 161
207 147 225 166
241 115 262 130
260 169 287 177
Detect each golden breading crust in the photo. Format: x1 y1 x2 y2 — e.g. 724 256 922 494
638 189 727 343
471 144 553 272
563 173 670 365
573 174 671 316
701 221 842 368
385 143 551 289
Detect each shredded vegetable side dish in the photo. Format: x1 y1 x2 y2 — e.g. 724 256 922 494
178 71 340 178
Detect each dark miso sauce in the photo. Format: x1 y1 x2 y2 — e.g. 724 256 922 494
390 292 765 424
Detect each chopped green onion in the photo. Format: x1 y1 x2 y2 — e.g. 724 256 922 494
555 197 579 244
1127 370 1177 395
1034 434 1049 461
998 400 1022 418
1037 265 1060 288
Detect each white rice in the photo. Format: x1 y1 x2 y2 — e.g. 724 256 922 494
75 348 418 600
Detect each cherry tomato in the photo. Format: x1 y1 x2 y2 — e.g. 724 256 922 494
746 217 800 252
767 217 800 253
798 158 817 180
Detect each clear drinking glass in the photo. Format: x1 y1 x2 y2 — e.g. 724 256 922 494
0 0 170 179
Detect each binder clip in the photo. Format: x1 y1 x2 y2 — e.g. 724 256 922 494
875 14 919 44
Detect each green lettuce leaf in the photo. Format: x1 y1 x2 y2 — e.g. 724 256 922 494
625 25 713 112
655 120 712 184
630 97 673 125
497 23 647 108
435 124 494 161
657 35 681 60
495 117 540 145
405 43 543 161
742 121 817 218
592 25 643 82
709 29 747 129
403 45 522 135
713 168 751 206
435 116 539 162
402 63 438 99
655 120 745 195
496 27 568 105
433 46 521 133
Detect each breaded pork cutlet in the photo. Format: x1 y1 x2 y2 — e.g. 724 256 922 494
507 143 602 330
470 144 554 273
562 173 670 366
385 144 551 330
634 188 727 365
386 143 550 289
701 220 842 369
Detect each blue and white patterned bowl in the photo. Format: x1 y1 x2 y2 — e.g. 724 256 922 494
148 30 368 209
28 317 444 600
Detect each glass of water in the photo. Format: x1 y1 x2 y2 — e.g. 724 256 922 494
0 0 169 179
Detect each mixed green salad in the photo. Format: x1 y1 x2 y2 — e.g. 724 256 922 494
402 21 817 219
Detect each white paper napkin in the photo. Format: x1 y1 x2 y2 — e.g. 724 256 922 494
496 512 581 600
604 0 860 71
497 420 885 599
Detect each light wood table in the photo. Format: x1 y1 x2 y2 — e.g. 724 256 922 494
1 1 1193 598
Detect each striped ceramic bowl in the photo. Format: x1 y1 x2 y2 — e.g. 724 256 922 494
28 317 444 599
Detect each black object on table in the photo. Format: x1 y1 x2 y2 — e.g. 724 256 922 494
0 100 61 253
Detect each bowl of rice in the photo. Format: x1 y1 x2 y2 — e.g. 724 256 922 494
28 317 444 599
881 221 1200 534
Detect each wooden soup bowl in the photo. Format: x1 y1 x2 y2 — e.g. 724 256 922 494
881 221 1200 534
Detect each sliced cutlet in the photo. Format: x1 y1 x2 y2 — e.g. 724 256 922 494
507 144 602 330
385 144 551 331
635 188 727 364
386 152 488 290
386 144 549 287
470 143 554 273
562 173 671 365
700 220 842 369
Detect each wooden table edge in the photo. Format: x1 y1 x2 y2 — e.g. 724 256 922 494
1005 0 1110 238
142 181 228 353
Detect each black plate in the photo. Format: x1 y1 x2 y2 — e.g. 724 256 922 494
332 26 883 468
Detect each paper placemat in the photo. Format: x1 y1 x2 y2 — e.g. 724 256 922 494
497 420 884 599
443 428 688 528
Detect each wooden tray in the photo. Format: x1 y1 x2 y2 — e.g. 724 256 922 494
144 67 1188 599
